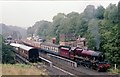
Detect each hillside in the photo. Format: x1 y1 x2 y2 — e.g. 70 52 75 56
27 20 52 38
2 64 48 75
0 23 27 39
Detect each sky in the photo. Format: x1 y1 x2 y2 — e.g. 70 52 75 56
0 0 119 28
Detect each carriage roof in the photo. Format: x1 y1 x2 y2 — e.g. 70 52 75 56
10 43 33 51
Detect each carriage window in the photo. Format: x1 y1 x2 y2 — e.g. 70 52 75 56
55 48 57 52
53 47 55 51
52 47 53 50
46 46 48 50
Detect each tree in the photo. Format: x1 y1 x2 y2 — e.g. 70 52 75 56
99 3 120 66
2 43 15 64
52 13 66 35
86 32 96 50
0 34 2 62
37 20 52 38
0 35 15 64
95 6 105 19
84 5 95 19
88 19 100 50
104 4 118 23
27 27 34 37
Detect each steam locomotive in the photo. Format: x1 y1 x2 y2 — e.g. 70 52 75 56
39 43 110 71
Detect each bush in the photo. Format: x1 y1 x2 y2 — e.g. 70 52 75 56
2 43 15 64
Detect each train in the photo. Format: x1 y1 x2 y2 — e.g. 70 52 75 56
39 43 110 72
10 43 39 62
22 40 110 72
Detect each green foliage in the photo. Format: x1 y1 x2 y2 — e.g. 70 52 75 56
0 34 2 62
27 27 34 36
2 43 15 64
0 34 2 44
119 2 120 20
95 6 105 19
86 32 95 50
83 5 95 19
37 21 52 37
27 20 52 38
104 4 118 23
88 19 100 50
0 35 15 64
99 3 120 66
27 2 120 66
100 23 119 64
0 23 26 39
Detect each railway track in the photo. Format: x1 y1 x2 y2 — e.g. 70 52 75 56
39 53 86 75
13 45 85 75
12 42 117 76
39 53 108 76
16 51 117 76
38 53 118 76
36 62 71 75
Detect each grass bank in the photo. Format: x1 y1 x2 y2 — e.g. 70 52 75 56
2 64 48 75
109 68 120 74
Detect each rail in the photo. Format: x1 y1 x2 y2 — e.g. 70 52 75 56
39 56 52 67
48 54 77 67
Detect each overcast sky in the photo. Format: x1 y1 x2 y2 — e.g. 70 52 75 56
0 0 119 28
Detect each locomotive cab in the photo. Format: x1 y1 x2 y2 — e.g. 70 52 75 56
98 54 105 62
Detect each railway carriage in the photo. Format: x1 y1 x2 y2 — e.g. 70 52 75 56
10 43 39 62
40 43 59 55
